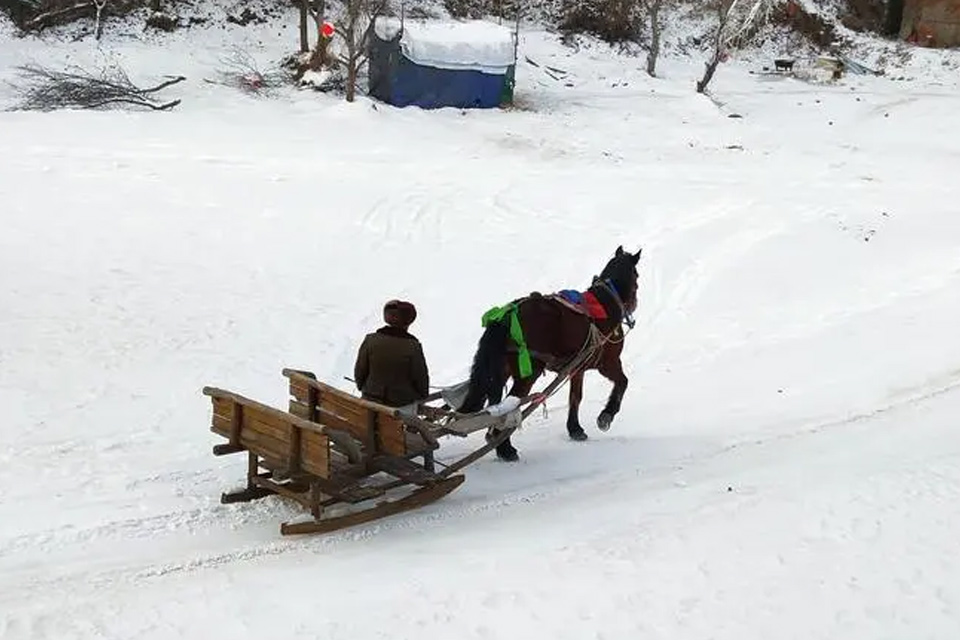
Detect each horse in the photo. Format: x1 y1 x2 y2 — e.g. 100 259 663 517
458 245 641 461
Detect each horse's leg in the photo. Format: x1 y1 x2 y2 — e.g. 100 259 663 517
487 362 542 462
566 370 587 441
596 352 628 432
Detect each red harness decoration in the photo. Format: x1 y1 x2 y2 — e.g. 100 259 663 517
581 291 608 320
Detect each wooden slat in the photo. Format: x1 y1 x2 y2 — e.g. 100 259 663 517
211 395 234 420
300 429 330 477
301 451 328 477
214 411 284 442
210 397 235 438
212 411 234 438
318 406 369 443
321 393 366 424
284 369 402 416
284 369 420 459
377 415 407 457
245 400 312 433
290 401 365 463
369 456 438 485
239 426 290 462
288 422 302 475
290 399 370 450
288 378 311 403
288 380 366 424
204 387 333 479
204 388 323 432
289 400 311 420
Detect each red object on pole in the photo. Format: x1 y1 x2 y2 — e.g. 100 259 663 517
321 21 335 38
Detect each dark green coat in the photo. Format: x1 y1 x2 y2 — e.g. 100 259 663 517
354 327 429 407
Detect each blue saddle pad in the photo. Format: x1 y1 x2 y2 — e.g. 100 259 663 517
557 289 584 305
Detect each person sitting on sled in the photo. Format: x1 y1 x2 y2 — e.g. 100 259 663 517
354 299 430 408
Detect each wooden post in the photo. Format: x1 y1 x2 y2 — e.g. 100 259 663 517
246 451 259 489
423 450 435 473
309 482 323 520
307 386 319 422
229 401 243 448
366 410 379 456
287 422 302 476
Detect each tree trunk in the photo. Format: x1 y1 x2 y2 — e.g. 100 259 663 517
883 0 905 37
299 0 309 53
346 62 357 101
696 53 721 93
646 0 662 77
344 21 358 102
696 0 730 94
94 0 104 40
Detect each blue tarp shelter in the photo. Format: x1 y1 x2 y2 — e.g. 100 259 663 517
368 17 517 109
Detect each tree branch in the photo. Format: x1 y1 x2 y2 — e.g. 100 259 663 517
138 75 187 94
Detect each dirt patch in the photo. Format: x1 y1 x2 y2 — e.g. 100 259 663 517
770 1 840 49
840 0 886 33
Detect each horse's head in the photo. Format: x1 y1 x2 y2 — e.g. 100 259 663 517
600 245 641 319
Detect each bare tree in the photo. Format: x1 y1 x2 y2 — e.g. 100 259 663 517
696 0 731 93
646 0 663 77
299 0 310 52
333 0 389 102
298 0 327 53
696 0 772 93
93 0 106 39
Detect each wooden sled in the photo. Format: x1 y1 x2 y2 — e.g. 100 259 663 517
203 369 542 536
204 329 599 537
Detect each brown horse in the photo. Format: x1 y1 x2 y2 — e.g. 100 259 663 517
459 246 641 461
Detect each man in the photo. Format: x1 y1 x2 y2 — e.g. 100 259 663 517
354 300 429 408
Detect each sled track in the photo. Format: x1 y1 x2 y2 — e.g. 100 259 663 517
7 368 960 606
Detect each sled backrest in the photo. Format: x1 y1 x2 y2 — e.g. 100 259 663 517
204 386 331 478
282 368 410 458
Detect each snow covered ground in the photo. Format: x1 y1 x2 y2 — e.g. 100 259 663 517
2 9 960 639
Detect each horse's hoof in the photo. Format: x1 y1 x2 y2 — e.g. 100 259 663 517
496 445 520 462
597 412 613 432
568 428 588 441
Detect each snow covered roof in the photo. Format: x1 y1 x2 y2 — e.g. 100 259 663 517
374 17 517 74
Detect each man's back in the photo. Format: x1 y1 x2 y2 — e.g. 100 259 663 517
355 326 429 407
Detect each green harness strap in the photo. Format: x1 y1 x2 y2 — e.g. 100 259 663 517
481 302 533 378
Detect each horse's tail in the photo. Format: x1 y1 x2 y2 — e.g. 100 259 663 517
458 317 510 413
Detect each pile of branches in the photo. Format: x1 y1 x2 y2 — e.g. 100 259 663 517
205 47 289 95
7 62 185 111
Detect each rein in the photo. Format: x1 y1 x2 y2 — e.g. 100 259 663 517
593 276 637 330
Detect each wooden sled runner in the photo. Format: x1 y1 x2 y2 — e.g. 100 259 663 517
203 368 547 536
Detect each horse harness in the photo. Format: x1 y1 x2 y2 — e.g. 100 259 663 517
507 276 635 376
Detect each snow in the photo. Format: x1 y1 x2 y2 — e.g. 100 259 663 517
375 16 517 73
3 7 960 640
486 395 522 416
